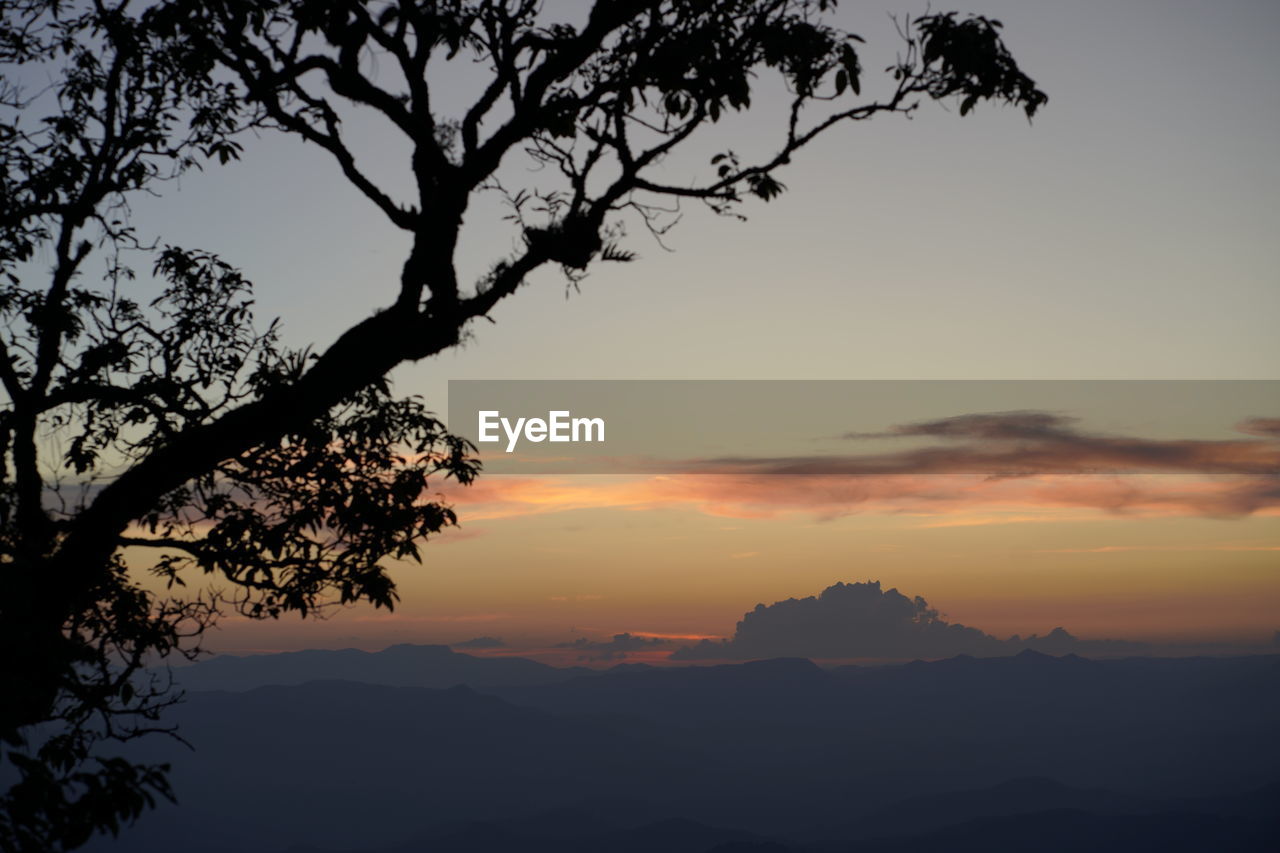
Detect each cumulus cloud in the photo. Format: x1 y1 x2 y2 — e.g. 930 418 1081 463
450 636 506 650
555 632 669 662
671 581 1145 661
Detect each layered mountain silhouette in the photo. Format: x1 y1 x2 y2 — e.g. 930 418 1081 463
289 781 1279 853
805 804 1280 853
90 680 715 852
85 651 1280 853
285 813 777 853
812 776 1163 839
165 642 591 691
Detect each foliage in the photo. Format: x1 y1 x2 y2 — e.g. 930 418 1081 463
0 3 475 850
0 0 1044 849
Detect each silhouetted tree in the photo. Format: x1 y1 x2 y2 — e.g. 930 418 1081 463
0 3 475 848
0 0 1045 849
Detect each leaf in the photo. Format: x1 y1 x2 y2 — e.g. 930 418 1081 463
601 242 636 263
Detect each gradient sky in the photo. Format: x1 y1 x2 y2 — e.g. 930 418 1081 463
113 0 1279 659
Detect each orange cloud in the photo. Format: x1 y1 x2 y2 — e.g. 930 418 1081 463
1035 544 1280 554
440 472 1280 523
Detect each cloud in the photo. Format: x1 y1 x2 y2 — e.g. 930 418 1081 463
555 632 669 662
705 410 1278 476
1034 544 1280 554
845 410 1080 441
439 411 1278 523
450 636 506 649
349 612 508 624
1237 417 1280 438
670 580 1145 661
647 472 1279 520
441 470 1279 523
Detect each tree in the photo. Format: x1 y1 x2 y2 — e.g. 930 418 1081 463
0 3 474 848
0 0 1045 849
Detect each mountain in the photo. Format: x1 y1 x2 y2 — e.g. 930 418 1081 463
328 815 777 853
491 656 834 723
83 680 715 853
164 643 592 691
284 783 1280 853
809 776 1154 840
491 652 1280 806
80 653 1280 852
810 808 1280 853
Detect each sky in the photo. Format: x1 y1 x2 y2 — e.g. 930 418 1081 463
113 0 1279 660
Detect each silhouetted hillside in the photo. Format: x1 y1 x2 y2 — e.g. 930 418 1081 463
82 653 1280 853
810 776 1154 839
809 808 1280 853
359 816 773 853
166 643 591 691
287 784 1280 853
491 651 1280 808
85 681 715 852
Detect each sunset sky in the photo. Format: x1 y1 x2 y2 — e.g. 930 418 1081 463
120 0 1278 660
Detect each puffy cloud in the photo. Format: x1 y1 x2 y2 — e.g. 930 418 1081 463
450 636 506 650
555 632 669 662
671 581 1145 661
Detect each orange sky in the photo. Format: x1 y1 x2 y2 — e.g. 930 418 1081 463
187 471 1280 660
106 0 1280 664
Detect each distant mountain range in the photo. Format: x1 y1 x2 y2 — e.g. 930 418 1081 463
286 813 779 853
283 778 1279 853
85 650 1279 853
91 679 715 852
164 642 592 691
